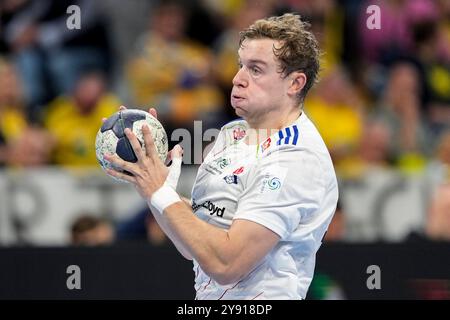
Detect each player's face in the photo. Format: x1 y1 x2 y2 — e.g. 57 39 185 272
231 38 292 125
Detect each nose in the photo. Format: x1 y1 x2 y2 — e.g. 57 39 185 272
232 67 248 88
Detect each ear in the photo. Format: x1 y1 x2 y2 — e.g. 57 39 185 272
287 72 307 97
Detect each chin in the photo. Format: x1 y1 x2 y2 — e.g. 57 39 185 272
234 107 246 117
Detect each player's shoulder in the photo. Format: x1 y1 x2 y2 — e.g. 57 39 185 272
258 115 329 164
258 119 303 153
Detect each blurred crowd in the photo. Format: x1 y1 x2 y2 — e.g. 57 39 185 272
0 0 449 245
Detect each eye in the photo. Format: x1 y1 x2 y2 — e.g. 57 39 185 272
250 66 261 75
237 62 243 69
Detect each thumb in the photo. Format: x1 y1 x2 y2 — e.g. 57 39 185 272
165 144 183 165
165 145 183 189
148 107 158 119
171 144 183 159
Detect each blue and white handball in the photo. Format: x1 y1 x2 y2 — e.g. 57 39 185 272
95 109 168 182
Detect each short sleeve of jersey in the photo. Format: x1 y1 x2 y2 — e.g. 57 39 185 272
233 145 326 240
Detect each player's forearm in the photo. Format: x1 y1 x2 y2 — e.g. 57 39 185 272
158 201 242 285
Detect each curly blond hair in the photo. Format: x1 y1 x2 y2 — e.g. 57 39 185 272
239 13 321 102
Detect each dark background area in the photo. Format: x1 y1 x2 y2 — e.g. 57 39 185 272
1 242 449 299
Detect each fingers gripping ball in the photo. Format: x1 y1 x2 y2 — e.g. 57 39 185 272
95 109 168 182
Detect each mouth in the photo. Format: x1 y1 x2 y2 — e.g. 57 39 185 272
231 94 245 104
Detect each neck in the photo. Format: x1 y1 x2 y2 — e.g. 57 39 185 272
245 106 302 145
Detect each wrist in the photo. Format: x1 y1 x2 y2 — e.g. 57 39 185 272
150 185 181 214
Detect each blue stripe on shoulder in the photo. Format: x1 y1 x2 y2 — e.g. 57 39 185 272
284 127 291 144
276 124 299 146
292 125 299 145
277 130 284 145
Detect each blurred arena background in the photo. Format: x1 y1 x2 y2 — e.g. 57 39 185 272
0 0 449 299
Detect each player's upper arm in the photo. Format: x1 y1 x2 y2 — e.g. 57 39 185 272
216 218 280 285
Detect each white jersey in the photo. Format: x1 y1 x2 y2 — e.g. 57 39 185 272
190 112 338 300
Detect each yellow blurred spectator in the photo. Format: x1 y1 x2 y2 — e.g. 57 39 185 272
126 1 223 127
44 71 120 166
0 57 54 167
0 58 27 143
306 67 364 165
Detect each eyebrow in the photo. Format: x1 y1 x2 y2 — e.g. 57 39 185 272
238 59 268 67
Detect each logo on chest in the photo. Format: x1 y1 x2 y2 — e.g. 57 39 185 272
260 137 272 153
223 166 245 185
233 127 246 141
205 157 231 175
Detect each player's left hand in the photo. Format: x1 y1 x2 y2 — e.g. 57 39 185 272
104 125 182 199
